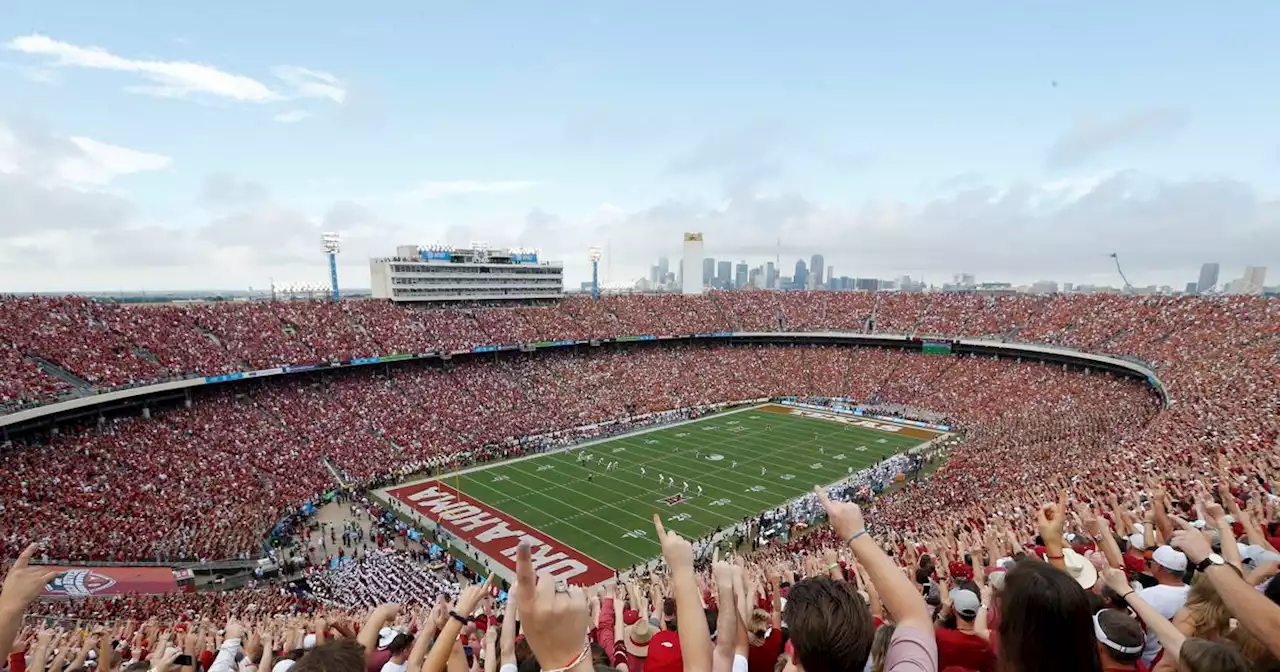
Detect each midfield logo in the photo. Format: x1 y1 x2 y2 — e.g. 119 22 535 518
662 494 687 506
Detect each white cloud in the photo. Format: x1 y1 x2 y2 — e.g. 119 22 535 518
1047 108 1189 169
6 33 279 102
0 121 169 186
59 137 171 185
273 110 312 124
272 66 346 104
6 34 347 115
406 180 542 200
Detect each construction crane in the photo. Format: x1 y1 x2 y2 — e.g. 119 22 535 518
1109 253 1134 292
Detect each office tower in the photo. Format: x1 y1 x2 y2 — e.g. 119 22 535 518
765 262 776 289
735 261 748 289
1185 282 1197 294
794 260 808 289
1243 266 1267 295
748 266 762 288
702 257 715 285
826 265 834 289
649 265 659 284
681 235 703 294
811 255 825 286
657 257 669 284
1197 263 1219 294
717 260 732 287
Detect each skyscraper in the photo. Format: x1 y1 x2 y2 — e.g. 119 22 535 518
1243 266 1268 295
735 261 748 289
827 265 834 289
681 235 703 295
702 257 715 285
1197 263 1219 294
717 260 732 287
811 255 825 287
657 257 669 284
794 260 808 289
1185 282 1198 294
765 262 776 289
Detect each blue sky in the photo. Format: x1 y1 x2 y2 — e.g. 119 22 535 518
1 1 1277 291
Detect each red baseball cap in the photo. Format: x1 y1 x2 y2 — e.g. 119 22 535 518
622 609 641 626
645 631 683 672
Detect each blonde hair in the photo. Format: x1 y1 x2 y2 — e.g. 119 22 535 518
870 623 897 672
1183 570 1238 641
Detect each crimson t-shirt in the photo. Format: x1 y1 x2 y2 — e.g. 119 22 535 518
747 629 783 672
934 627 995 672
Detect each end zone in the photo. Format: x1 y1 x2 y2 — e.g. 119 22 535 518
385 480 616 586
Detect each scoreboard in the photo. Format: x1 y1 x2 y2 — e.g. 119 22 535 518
919 338 954 355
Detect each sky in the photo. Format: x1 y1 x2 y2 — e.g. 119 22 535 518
1 2 1278 292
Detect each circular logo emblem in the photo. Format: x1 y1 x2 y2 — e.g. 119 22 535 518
706 454 724 461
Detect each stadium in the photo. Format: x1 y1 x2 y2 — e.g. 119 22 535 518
3 287 1279 671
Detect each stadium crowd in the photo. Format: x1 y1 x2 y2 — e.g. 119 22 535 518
2 291 1280 672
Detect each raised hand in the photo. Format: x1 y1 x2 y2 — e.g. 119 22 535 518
515 542 590 672
456 576 495 617
0 545 61 613
653 513 694 574
1100 568 1131 596
1036 490 1068 541
813 486 865 540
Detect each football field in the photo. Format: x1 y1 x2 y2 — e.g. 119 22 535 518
383 404 939 581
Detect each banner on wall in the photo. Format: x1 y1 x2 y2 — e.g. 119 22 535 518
41 566 180 598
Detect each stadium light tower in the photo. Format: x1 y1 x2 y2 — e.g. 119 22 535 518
322 232 341 302
589 247 603 300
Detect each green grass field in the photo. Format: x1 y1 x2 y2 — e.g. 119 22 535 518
426 404 933 569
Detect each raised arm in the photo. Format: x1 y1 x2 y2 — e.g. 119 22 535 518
1102 569 1186 662
0 545 61 662
357 604 400 658
500 591 518 671
815 487 931 630
1173 529 1280 658
426 579 493 672
654 514 712 672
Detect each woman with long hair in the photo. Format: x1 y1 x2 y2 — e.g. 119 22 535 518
1151 568 1245 672
997 560 1102 672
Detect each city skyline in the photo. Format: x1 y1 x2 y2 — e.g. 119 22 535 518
638 247 1270 295
1 3 1278 292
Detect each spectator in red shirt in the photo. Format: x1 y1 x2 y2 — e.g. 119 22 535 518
935 587 995 672
745 609 783 672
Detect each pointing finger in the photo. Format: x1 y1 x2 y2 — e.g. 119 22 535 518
653 513 666 540
515 541 536 606
813 485 831 508
15 543 37 568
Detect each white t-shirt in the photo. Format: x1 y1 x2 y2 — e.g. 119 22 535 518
1137 583 1189 665
381 660 408 672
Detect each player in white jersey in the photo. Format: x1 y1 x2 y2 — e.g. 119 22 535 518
641 467 647 476
682 481 688 492
697 485 703 495
761 466 766 476
668 477 675 488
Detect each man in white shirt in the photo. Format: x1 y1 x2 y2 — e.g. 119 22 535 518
1136 545 1190 666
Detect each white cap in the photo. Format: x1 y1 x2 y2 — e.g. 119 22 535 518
1153 545 1188 573
272 661 296 672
